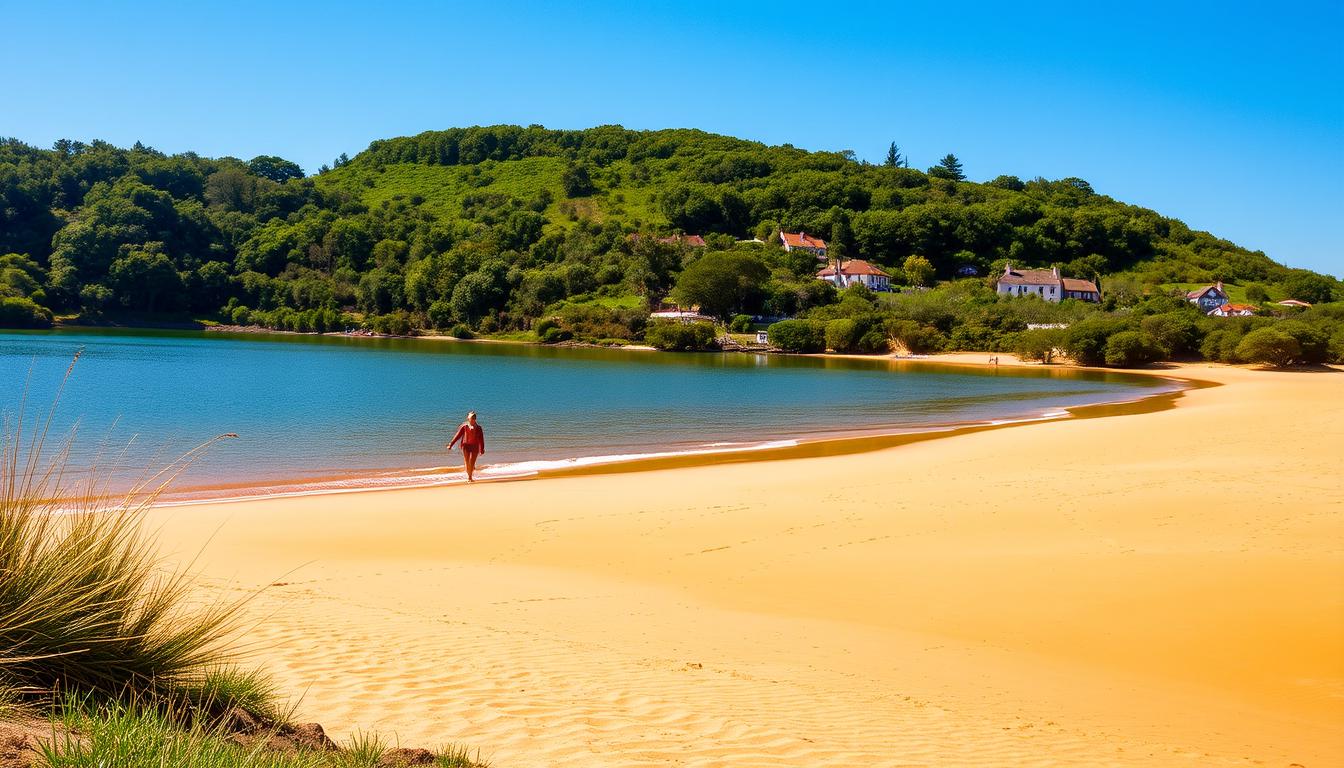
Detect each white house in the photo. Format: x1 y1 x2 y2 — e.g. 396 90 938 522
780 231 827 259
996 264 1100 303
816 259 892 291
1186 282 1230 312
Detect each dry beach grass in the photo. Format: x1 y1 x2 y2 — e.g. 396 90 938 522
147 362 1343 767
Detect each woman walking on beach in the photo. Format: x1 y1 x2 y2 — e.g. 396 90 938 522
448 411 486 482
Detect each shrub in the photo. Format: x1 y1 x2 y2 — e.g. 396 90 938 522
729 314 753 333
1200 327 1243 362
427 300 455 330
1013 328 1065 363
644 321 716 351
449 323 474 340
366 311 412 336
1140 312 1203 357
539 326 571 343
885 319 945 354
0 296 54 328
1275 320 1331 364
767 319 826 353
825 318 859 352
534 317 558 336
1103 330 1166 367
1064 316 1130 366
1235 328 1301 367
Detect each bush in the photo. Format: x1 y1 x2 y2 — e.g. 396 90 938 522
644 321 716 351
1200 327 1243 363
539 326 571 343
534 317 559 336
449 323 474 340
1013 328 1065 363
0 296 54 328
729 314 754 333
366 311 412 336
1064 316 1131 366
1139 312 1203 357
1235 328 1301 367
767 319 826 353
1103 330 1166 367
825 318 860 352
885 319 945 354
427 300 455 330
1275 320 1331 364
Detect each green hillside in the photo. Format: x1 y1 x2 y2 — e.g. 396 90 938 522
0 125 1340 364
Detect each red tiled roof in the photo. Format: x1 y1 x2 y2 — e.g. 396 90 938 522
1062 278 1099 293
998 268 1058 286
1215 303 1258 313
816 259 890 278
781 231 827 249
1186 284 1227 299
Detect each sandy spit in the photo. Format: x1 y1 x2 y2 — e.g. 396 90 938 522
149 363 1344 767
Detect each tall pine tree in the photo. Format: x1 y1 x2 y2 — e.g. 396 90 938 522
929 153 965 181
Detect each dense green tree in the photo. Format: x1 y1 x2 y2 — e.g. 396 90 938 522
247 155 304 183
902 254 936 287
1014 328 1065 363
1282 271 1336 304
670 251 770 320
1234 328 1300 367
107 246 183 312
928 154 965 181
561 163 595 197
884 142 906 168
1103 330 1165 367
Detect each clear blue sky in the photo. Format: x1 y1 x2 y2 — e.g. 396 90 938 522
4 0 1341 276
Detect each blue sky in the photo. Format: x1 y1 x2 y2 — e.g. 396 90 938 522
4 0 1341 276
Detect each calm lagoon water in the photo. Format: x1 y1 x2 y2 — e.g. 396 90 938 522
0 328 1175 498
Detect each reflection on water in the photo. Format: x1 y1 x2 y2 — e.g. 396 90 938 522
0 327 1174 496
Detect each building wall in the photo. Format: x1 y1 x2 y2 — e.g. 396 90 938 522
997 282 1061 302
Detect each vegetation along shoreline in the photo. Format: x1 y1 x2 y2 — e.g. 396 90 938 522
2 125 1339 368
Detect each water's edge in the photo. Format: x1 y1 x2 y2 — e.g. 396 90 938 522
157 371 1203 507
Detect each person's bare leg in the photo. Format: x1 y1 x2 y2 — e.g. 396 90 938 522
464 450 477 482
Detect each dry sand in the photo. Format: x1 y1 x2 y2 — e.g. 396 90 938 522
150 363 1344 767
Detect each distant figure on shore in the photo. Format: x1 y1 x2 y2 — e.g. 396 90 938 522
447 411 485 482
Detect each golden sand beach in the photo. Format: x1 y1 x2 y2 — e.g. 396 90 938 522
149 362 1343 767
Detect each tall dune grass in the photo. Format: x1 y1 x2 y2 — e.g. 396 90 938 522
0 354 265 717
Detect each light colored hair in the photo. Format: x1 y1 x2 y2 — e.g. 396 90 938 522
467 411 477 419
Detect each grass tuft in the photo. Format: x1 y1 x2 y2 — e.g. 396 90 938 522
0 356 257 717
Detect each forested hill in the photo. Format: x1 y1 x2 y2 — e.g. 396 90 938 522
0 125 1338 335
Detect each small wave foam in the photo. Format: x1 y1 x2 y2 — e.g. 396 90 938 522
158 439 801 506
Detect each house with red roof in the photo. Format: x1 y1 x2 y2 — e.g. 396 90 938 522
780 231 827 259
1277 299 1313 308
1186 282 1230 312
996 264 1100 303
816 259 892 291
1208 303 1258 317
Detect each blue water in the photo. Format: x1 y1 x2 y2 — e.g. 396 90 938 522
0 328 1173 497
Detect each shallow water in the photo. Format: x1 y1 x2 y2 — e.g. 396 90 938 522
0 328 1173 498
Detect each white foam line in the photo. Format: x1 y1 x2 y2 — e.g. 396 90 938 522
154 382 1188 508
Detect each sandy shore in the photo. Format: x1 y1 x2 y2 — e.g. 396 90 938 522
149 362 1343 767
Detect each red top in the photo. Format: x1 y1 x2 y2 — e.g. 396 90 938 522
450 423 484 452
